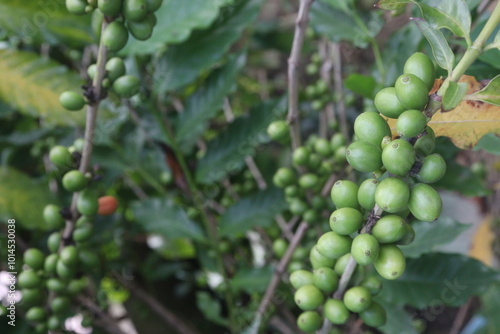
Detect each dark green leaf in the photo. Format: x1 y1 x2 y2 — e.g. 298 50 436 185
401 218 471 258
0 50 85 126
344 74 377 99
468 74 500 106
474 133 500 155
196 291 228 326
230 267 273 294
0 167 54 230
219 188 287 238
411 18 455 75
175 53 246 151
155 0 261 92
122 0 233 54
442 81 468 111
418 1 471 44
434 160 489 196
381 253 500 308
376 298 417 334
0 0 92 47
376 0 412 11
195 99 285 183
131 198 205 241
471 283 500 334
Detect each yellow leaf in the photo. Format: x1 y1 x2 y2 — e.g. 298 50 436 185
469 215 494 267
385 75 500 149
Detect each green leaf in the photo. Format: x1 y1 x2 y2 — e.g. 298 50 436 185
344 74 377 99
311 1 383 48
0 0 92 47
468 74 500 106
175 53 246 151
411 18 455 75
121 0 233 54
0 50 85 126
376 298 417 334
0 167 54 230
434 160 489 197
196 291 228 326
473 283 500 334
418 1 471 45
442 81 468 111
195 99 285 184
400 218 471 258
219 188 287 238
131 198 205 242
381 253 500 309
376 0 412 11
474 133 500 155
154 0 261 92
230 267 273 294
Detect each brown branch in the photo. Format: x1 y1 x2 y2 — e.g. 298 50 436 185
319 39 334 137
287 0 315 150
449 298 472 334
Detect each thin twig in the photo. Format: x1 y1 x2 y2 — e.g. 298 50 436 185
253 221 309 331
331 42 349 142
321 175 337 197
449 298 472 334
245 156 267 190
276 215 294 241
113 275 202 334
287 0 315 150
319 39 334 137
78 296 126 334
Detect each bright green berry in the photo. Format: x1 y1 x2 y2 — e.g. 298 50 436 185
294 285 324 311
299 173 319 189
324 299 350 324
360 301 387 328
102 21 129 51
24 248 45 270
267 120 289 142
310 246 336 269
382 139 416 176
351 234 379 266
374 245 406 280
329 208 363 235
354 111 391 145
290 270 314 289
395 74 429 110
18 270 41 289
346 141 383 172
404 52 436 90
416 153 446 183
358 178 378 210
375 177 410 213
297 311 322 332
123 0 148 21
374 87 406 119
105 57 126 82
316 232 352 260
313 267 339 293
343 286 372 312
113 75 140 97
60 91 85 111
360 276 382 296
408 183 442 221
371 215 407 243
396 109 427 138
272 238 288 258
330 180 359 209
62 170 87 192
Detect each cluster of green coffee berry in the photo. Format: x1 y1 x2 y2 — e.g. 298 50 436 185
304 53 332 111
288 52 446 332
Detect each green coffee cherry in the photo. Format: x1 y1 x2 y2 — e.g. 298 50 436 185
375 177 410 213
26 307 46 322
297 311 322 332
308 153 322 170
299 173 319 189
404 52 435 90
49 145 74 169
313 267 339 293
360 301 387 328
290 270 314 289
330 180 359 209
303 209 318 223
360 276 382 296
330 133 346 151
47 232 62 253
98 0 122 16
124 0 148 21
374 245 406 280
324 299 350 325
60 91 85 111
294 285 324 311
408 183 442 221
311 195 326 210
382 139 416 176
113 75 140 97
310 246 336 269
128 15 154 40
61 245 78 266
293 146 309 166
146 0 163 11
381 136 392 149
292 247 308 261
44 254 59 274
47 315 63 331
351 234 380 265
333 146 347 164
43 204 65 230
102 21 129 52
374 87 406 119
78 190 99 217
73 223 93 243
289 199 308 215
397 223 416 245
396 109 427 138
273 167 295 188
314 138 331 156
20 288 44 306
67 277 89 295
18 270 41 289
346 141 383 172
105 57 126 82
358 178 378 210
329 208 363 235
343 286 372 313
316 232 352 260
66 0 87 15
416 153 446 183
354 111 391 145
56 259 76 279
371 215 406 243
414 126 436 155
395 74 429 110
50 296 70 314
267 120 289 142
46 278 66 293
62 170 87 192
24 248 45 270
272 238 288 258
334 253 351 275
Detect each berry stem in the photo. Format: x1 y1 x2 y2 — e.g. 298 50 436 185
287 0 315 150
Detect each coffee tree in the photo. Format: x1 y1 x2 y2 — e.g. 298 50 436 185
0 0 499 334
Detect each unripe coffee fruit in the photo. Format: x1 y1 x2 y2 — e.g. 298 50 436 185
294 285 324 311
343 286 372 312
375 177 410 213
316 232 352 260
396 109 427 138
324 299 350 325
408 183 442 221
358 178 378 210
290 270 314 289
330 180 359 209
374 87 406 119
297 311 322 332
351 234 380 265
416 153 446 183
371 215 406 243
404 52 436 90
310 246 336 269
354 111 391 145
360 301 387 328
329 208 363 235
346 141 383 172
382 139 415 176
395 74 429 110
374 245 406 280
313 267 339 293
